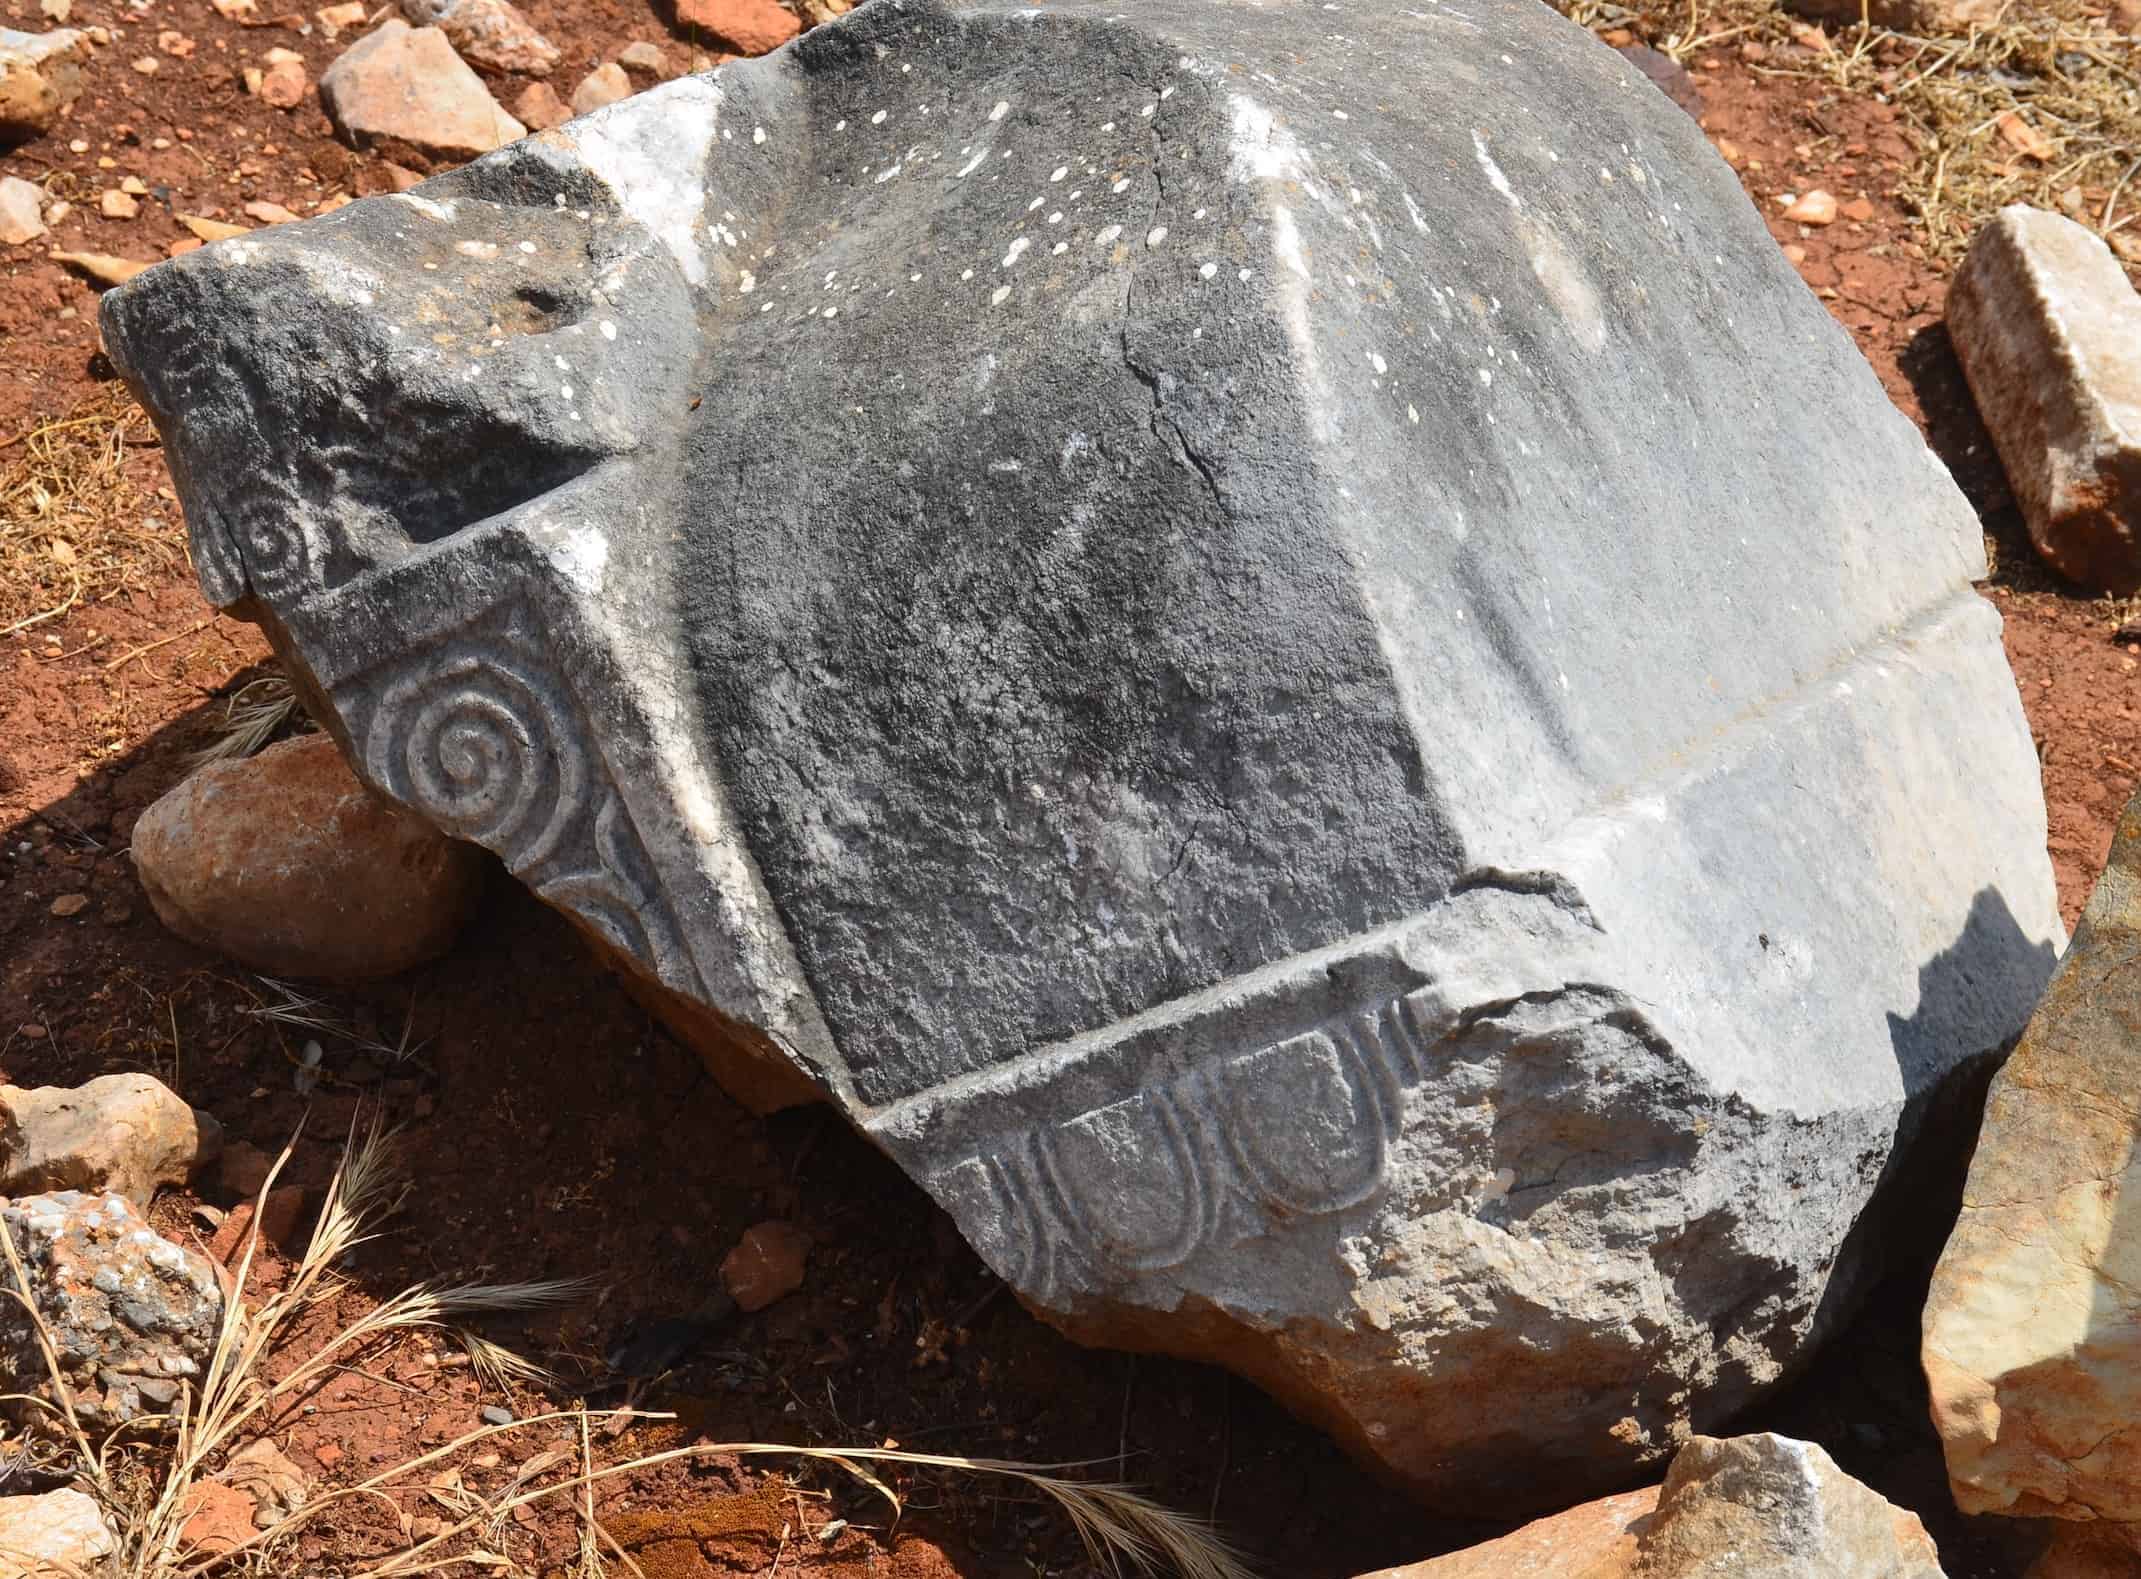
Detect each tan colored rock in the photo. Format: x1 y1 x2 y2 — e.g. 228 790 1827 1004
0 174 44 244
719 1220 810 1312
256 46 310 110
319 20 525 161
1946 206 2141 593
1925 784 2141 1525
400 0 559 76
1782 0 2002 26
0 1488 117 1575
513 80 568 131
131 732 488 981
1783 189 1838 226
0 27 87 143
618 40 670 76
316 1 369 38
1363 1434 1946 1577
0 1073 221 1209
569 62 631 117
100 188 139 219
672 0 799 56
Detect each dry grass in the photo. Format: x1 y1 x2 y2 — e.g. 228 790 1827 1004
1554 0 2141 268
0 1124 1254 1579
189 676 307 768
0 383 178 637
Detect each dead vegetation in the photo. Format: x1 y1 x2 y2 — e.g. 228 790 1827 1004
0 1123 1255 1579
0 383 179 639
1556 0 2141 267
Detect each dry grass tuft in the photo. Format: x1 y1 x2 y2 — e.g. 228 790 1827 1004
0 1123 1255 1579
0 382 177 637
1553 0 2141 268
190 675 307 767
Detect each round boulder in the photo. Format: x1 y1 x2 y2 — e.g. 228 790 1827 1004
132 731 485 980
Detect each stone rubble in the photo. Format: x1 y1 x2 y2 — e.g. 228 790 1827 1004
0 1191 223 1432
0 27 87 143
1361 1434 1948 1576
131 732 487 981
0 1072 222 1210
513 79 569 131
102 0 2062 1513
0 1488 118 1576
319 19 524 161
672 0 799 55
398 0 560 78
1946 205 2141 593
0 173 45 244
1924 781 2141 1532
569 62 632 117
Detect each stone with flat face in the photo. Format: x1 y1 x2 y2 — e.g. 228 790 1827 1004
101 0 2061 1512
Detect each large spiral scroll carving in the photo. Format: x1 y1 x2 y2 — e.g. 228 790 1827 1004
364 646 587 874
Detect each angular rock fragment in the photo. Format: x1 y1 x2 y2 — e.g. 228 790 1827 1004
131 732 487 980
1361 1433 1948 1577
0 27 86 143
102 0 2061 1511
0 1488 118 1575
672 0 799 55
319 19 524 162
1925 784 2141 1529
0 174 44 244
1947 206 2141 593
0 1072 222 1209
400 0 561 78
0 1191 222 1431
569 62 631 117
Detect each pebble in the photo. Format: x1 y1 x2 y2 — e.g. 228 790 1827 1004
479 1405 514 1426
720 1220 812 1312
0 174 45 245
258 46 310 110
570 62 631 116
513 79 569 131
99 188 139 219
48 892 88 917
319 19 525 160
672 0 800 55
1783 189 1838 226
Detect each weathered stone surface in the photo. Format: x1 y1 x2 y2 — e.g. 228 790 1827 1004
1361 1433 1947 1576
0 27 86 143
0 1488 117 1575
400 0 561 78
0 175 45 244
0 1191 222 1431
101 0 2061 1510
319 20 524 161
1947 206 2141 593
132 732 487 980
1924 784 2141 1527
0 1072 222 1209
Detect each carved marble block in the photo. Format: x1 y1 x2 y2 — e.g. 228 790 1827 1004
103 0 2062 1511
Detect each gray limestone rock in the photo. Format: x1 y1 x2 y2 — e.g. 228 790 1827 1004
100 0 2061 1511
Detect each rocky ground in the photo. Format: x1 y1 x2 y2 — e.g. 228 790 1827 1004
1 0 2138 1574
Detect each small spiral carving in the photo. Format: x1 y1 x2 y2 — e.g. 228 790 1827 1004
365 647 586 873
225 490 320 604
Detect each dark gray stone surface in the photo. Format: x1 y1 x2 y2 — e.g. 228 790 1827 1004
102 0 2062 1511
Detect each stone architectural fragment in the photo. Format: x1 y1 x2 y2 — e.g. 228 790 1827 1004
319 20 524 161
1362 1434 1947 1577
1947 206 2141 592
1924 785 2141 1529
103 0 2061 1510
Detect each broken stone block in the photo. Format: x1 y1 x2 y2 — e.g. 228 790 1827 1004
1947 206 2141 593
1924 784 2141 1529
1361 1433 1948 1577
101 0 2061 1512
319 19 524 162
0 26 87 143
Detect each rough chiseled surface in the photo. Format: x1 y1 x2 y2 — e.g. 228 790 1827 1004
1361 1433 1948 1577
1947 205 2141 593
1924 784 2141 1528
102 0 2061 1509
0 1192 222 1432
0 1072 222 1209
